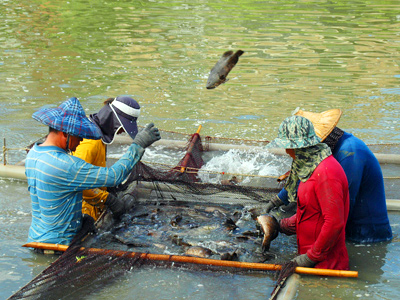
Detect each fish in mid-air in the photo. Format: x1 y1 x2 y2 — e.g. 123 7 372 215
256 214 279 252
206 50 244 89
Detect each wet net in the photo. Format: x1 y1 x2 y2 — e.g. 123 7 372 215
9 131 293 300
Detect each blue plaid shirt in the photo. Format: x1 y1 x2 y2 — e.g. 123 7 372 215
25 142 144 245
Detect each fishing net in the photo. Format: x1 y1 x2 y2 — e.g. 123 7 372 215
9 130 294 300
270 261 298 300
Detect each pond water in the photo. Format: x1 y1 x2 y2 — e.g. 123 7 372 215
1 0 400 299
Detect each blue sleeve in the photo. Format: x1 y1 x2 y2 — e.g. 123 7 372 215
277 188 290 205
65 143 144 191
277 178 301 205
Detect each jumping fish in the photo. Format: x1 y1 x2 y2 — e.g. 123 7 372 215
206 50 244 89
256 214 279 252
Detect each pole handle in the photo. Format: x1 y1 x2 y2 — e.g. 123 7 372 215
23 242 358 278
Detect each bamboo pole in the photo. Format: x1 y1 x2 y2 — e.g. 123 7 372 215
23 242 358 278
0 165 26 180
386 199 400 211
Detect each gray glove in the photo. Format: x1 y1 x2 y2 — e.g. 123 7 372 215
292 254 316 268
132 123 161 148
106 193 125 218
265 195 284 213
120 193 136 212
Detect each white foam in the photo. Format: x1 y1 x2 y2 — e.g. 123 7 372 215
198 149 291 184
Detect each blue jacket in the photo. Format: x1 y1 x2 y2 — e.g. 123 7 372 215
278 132 392 243
25 143 144 245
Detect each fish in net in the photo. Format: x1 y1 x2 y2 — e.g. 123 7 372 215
9 131 294 300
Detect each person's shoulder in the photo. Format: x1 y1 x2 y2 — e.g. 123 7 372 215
316 156 347 181
27 144 65 158
318 155 344 173
321 155 340 166
340 132 367 148
73 138 104 156
79 138 103 147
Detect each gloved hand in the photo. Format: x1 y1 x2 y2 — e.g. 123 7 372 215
279 218 296 235
265 195 284 213
264 202 275 213
120 193 136 212
106 193 126 218
132 123 161 148
81 214 97 235
292 253 316 268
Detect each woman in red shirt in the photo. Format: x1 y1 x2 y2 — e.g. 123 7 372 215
272 115 350 270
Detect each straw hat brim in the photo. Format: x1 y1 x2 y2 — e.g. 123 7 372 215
293 108 342 141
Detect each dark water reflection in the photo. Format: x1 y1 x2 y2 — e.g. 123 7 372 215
1 0 400 299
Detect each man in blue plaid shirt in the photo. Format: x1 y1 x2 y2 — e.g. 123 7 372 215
25 97 160 245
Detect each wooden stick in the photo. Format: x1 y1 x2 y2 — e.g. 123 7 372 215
23 242 358 278
196 125 202 135
180 125 202 173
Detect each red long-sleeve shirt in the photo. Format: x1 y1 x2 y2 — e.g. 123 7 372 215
281 155 350 270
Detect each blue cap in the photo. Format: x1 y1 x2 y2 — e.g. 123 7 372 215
110 96 141 139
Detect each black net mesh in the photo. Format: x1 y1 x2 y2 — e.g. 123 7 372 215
9 132 291 300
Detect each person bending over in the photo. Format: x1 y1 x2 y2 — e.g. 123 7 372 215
25 97 160 245
73 96 142 221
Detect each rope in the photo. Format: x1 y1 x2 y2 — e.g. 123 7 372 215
204 135 270 144
366 142 400 146
4 147 30 151
142 160 400 180
138 126 270 145
1 146 29 165
1 135 399 181
1 147 30 152
142 160 280 179
144 126 400 146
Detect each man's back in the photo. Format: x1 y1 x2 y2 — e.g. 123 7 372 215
333 132 392 243
26 144 83 245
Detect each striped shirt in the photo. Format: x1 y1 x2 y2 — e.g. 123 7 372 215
25 143 144 245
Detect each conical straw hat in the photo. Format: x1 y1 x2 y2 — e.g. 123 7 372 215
292 107 342 141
